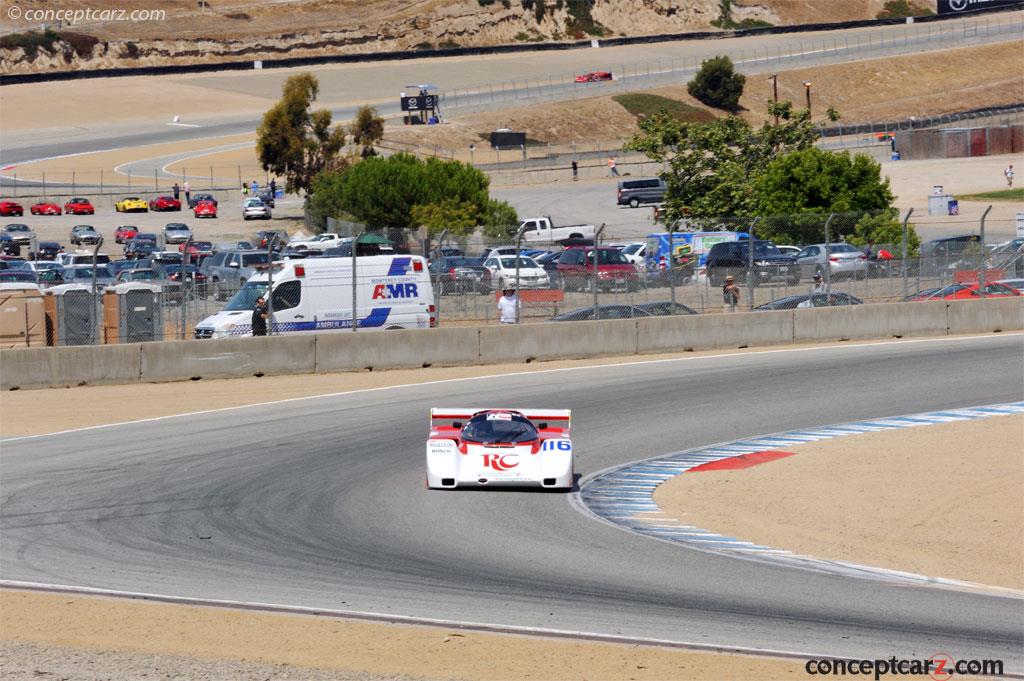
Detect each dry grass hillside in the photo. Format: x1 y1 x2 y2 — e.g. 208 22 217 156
384 41 1022 151
0 0 936 73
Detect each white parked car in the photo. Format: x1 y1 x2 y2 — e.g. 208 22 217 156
242 197 272 220
426 408 573 490
482 255 550 290
288 233 345 250
619 242 646 266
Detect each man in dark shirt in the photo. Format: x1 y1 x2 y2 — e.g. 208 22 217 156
252 295 269 336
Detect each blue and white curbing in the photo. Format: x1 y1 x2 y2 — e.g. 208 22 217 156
576 402 1024 592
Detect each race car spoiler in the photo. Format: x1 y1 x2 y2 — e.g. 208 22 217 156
430 408 571 428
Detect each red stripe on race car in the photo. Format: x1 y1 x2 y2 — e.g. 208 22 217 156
686 450 795 472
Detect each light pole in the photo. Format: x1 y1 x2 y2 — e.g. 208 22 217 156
352 230 365 332
803 81 813 117
91 236 104 345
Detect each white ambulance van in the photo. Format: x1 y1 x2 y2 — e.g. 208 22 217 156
194 255 435 338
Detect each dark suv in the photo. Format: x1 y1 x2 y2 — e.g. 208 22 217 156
616 178 666 208
705 240 799 287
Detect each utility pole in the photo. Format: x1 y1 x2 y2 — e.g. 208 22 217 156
803 81 813 118
769 74 779 125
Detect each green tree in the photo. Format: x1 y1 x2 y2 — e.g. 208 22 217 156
479 199 520 241
411 198 479 238
754 147 895 243
687 55 746 112
626 101 818 225
848 210 921 257
350 105 385 158
306 154 514 236
256 73 346 195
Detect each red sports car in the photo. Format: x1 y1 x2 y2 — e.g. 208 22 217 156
31 201 61 215
114 225 139 244
574 71 613 83
907 282 1020 301
150 195 182 212
179 240 214 258
193 200 217 218
63 197 95 215
0 201 24 217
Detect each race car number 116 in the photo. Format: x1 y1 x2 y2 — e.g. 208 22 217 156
541 440 571 451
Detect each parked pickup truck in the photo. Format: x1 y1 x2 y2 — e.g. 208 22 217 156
518 217 596 244
288 233 346 250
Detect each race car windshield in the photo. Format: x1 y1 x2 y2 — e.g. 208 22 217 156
461 414 538 444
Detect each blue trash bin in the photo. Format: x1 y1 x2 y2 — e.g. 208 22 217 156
891 151 901 161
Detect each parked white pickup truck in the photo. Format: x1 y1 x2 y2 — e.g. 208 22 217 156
518 217 596 244
288 233 345 250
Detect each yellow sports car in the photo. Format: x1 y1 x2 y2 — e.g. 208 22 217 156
115 196 149 213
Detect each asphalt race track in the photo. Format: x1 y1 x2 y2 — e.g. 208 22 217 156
2 335 1023 668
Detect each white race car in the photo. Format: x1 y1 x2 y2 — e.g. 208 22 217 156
426 408 574 490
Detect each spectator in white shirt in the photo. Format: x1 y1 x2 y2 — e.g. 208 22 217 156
498 287 519 324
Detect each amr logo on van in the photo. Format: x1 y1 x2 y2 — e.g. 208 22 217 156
372 283 419 299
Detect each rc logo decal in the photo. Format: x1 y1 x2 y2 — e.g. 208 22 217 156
482 454 519 471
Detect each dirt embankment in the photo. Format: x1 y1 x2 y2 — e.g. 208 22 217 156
0 0 893 74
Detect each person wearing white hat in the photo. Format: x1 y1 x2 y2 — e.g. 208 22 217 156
722 275 740 313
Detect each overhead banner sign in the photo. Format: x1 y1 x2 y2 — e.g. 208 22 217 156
937 0 1023 13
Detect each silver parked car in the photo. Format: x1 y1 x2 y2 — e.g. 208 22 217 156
794 243 868 281
242 197 272 220
163 222 193 244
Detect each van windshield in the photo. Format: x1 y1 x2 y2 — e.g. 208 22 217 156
225 281 269 311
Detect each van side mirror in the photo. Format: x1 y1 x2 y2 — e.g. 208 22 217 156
452 421 463 429
538 422 548 430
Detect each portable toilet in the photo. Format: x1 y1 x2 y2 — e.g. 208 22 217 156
102 282 163 344
44 284 97 346
0 283 45 347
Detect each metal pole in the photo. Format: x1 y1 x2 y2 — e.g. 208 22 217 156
978 205 992 298
434 229 448 326
593 223 605 319
72 171 76 196
747 217 759 310
42 172 46 197
823 213 835 295
352 230 365 331
181 236 192 340
514 226 526 323
99 170 103 196
266 234 277 335
91 237 103 345
901 208 912 300
668 221 677 313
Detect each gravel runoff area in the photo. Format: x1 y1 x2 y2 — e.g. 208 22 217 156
655 414 1024 592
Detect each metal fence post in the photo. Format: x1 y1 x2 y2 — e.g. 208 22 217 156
91 237 103 345
747 217 759 310
901 208 913 301
434 229 448 326
978 205 992 298
593 223 605 319
514 226 526 322
823 213 835 295
266 234 277 335
352 230 364 331
181 236 193 339
42 172 46 197
72 171 76 196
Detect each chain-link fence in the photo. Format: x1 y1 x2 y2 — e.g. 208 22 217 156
4 209 1020 345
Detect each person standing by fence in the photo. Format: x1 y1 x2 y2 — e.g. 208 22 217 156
607 156 619 177
172 182 180 201
722 275 740 313
572 160 578 181
252 295 268 336
498 287 519 324
1005 164 1015 188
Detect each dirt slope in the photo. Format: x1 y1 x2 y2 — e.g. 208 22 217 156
0 0 923 74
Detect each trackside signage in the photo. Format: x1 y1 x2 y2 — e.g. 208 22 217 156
937 0 1023 13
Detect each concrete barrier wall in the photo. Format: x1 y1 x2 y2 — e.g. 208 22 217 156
478 319 638 364
793 301 949 342
140 335 316 382
315 327 480 373
1 344 141 389
947 298 1024 334
2 300 1020 390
